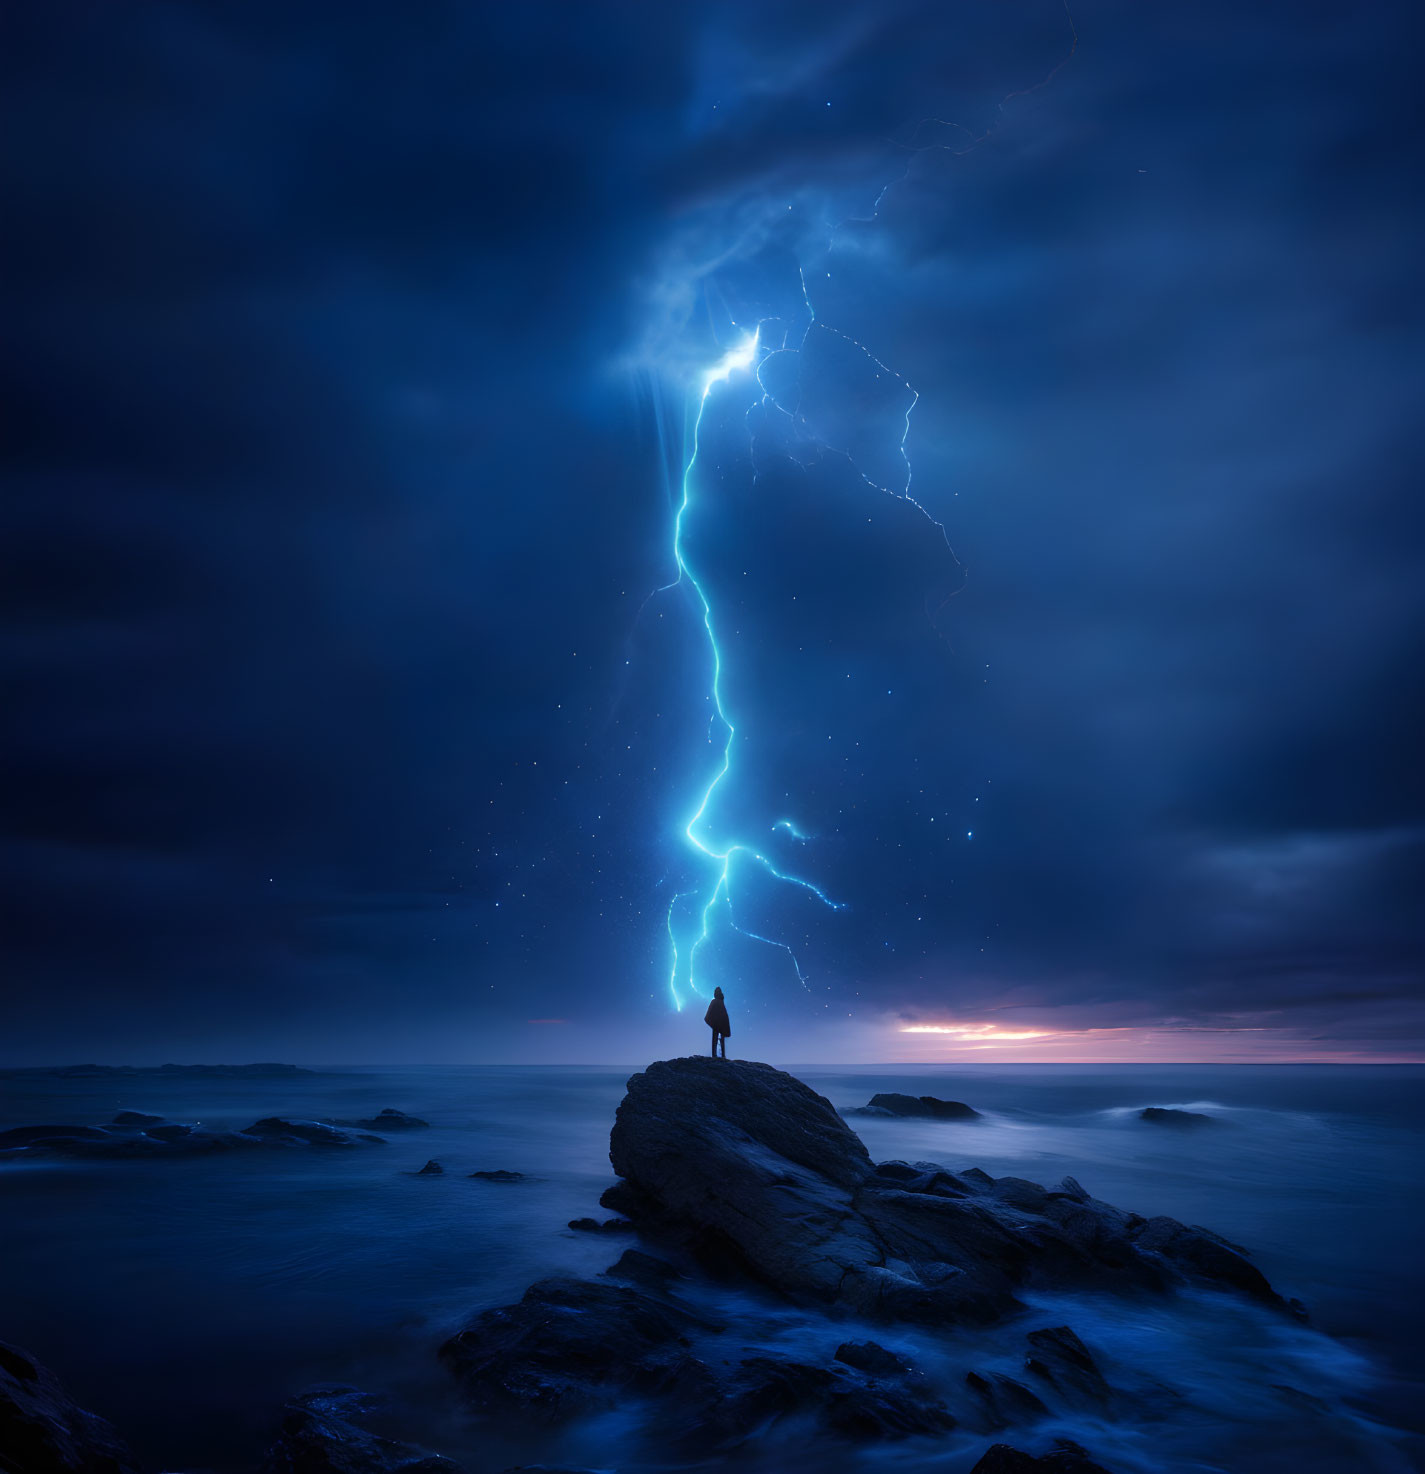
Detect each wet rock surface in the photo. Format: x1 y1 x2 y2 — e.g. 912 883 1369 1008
0 1339 140 1474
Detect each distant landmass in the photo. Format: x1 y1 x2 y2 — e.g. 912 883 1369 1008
0 1062 314 1078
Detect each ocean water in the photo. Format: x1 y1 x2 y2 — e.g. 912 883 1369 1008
1 1063 1421 1473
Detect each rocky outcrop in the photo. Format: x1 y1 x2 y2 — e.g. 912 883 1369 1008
416 1160 444 1176
0 1340 140 1474
602 1058 1288 1322
1140 1107 1216 1128
0 1115 385 1160
469 1170 526 1182
850 1093 980 1120
262 1385 462 1473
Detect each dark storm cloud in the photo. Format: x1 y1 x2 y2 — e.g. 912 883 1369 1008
1 1 1421 1060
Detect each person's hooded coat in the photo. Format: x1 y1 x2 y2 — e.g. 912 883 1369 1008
704 992 731 1036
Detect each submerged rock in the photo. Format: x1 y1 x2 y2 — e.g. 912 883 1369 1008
416 1160 444 1176
327 1108 430 1131
0 1339 140 1474
1140 1107 1216 1128
262 1384 462 1473
851 1093 980 1120
567 1217 632 1233
602 1057 1292 1321
241 1119 386 1148
469 1169 525 1182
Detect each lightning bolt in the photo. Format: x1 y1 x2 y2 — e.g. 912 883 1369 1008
659 327 847 1010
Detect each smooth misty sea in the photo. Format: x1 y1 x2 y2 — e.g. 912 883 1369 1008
1 1063 1422 1473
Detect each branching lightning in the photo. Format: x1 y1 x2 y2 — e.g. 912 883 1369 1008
660 327 847 1009
643 5 1078 1011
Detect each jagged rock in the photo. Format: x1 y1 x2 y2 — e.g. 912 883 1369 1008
966 1370 1049 1429
834 1341 912 1377
0 1339 140 1474
602 1058 1289 1323
469 1170 525 1182
971 1440 1115 1472
1022 1327 1112 1406
567 1217 632 1233
262 1384 462 1473
852 1094 980 1120
416 1160 444 1176
1139 1107 1216 1128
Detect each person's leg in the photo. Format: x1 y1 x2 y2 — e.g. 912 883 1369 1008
710 1027 717 1058
719 1032 727 1058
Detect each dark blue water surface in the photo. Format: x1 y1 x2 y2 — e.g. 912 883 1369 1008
1 1064 1421 1472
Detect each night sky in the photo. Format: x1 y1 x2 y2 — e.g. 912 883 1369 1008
4 2 1422 1064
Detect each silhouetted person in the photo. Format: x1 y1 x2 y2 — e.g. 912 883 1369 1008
704 987 731 1058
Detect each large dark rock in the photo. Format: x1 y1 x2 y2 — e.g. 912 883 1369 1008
0 1340 140 1474
602 1058 1290 1322
1140 1107 1216 1128
469 1170 525 1182
856 1093 980 1120
971 1440 1115 1473
262 1385 462 1473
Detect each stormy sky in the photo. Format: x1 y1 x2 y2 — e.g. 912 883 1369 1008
3 1 1422 1065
